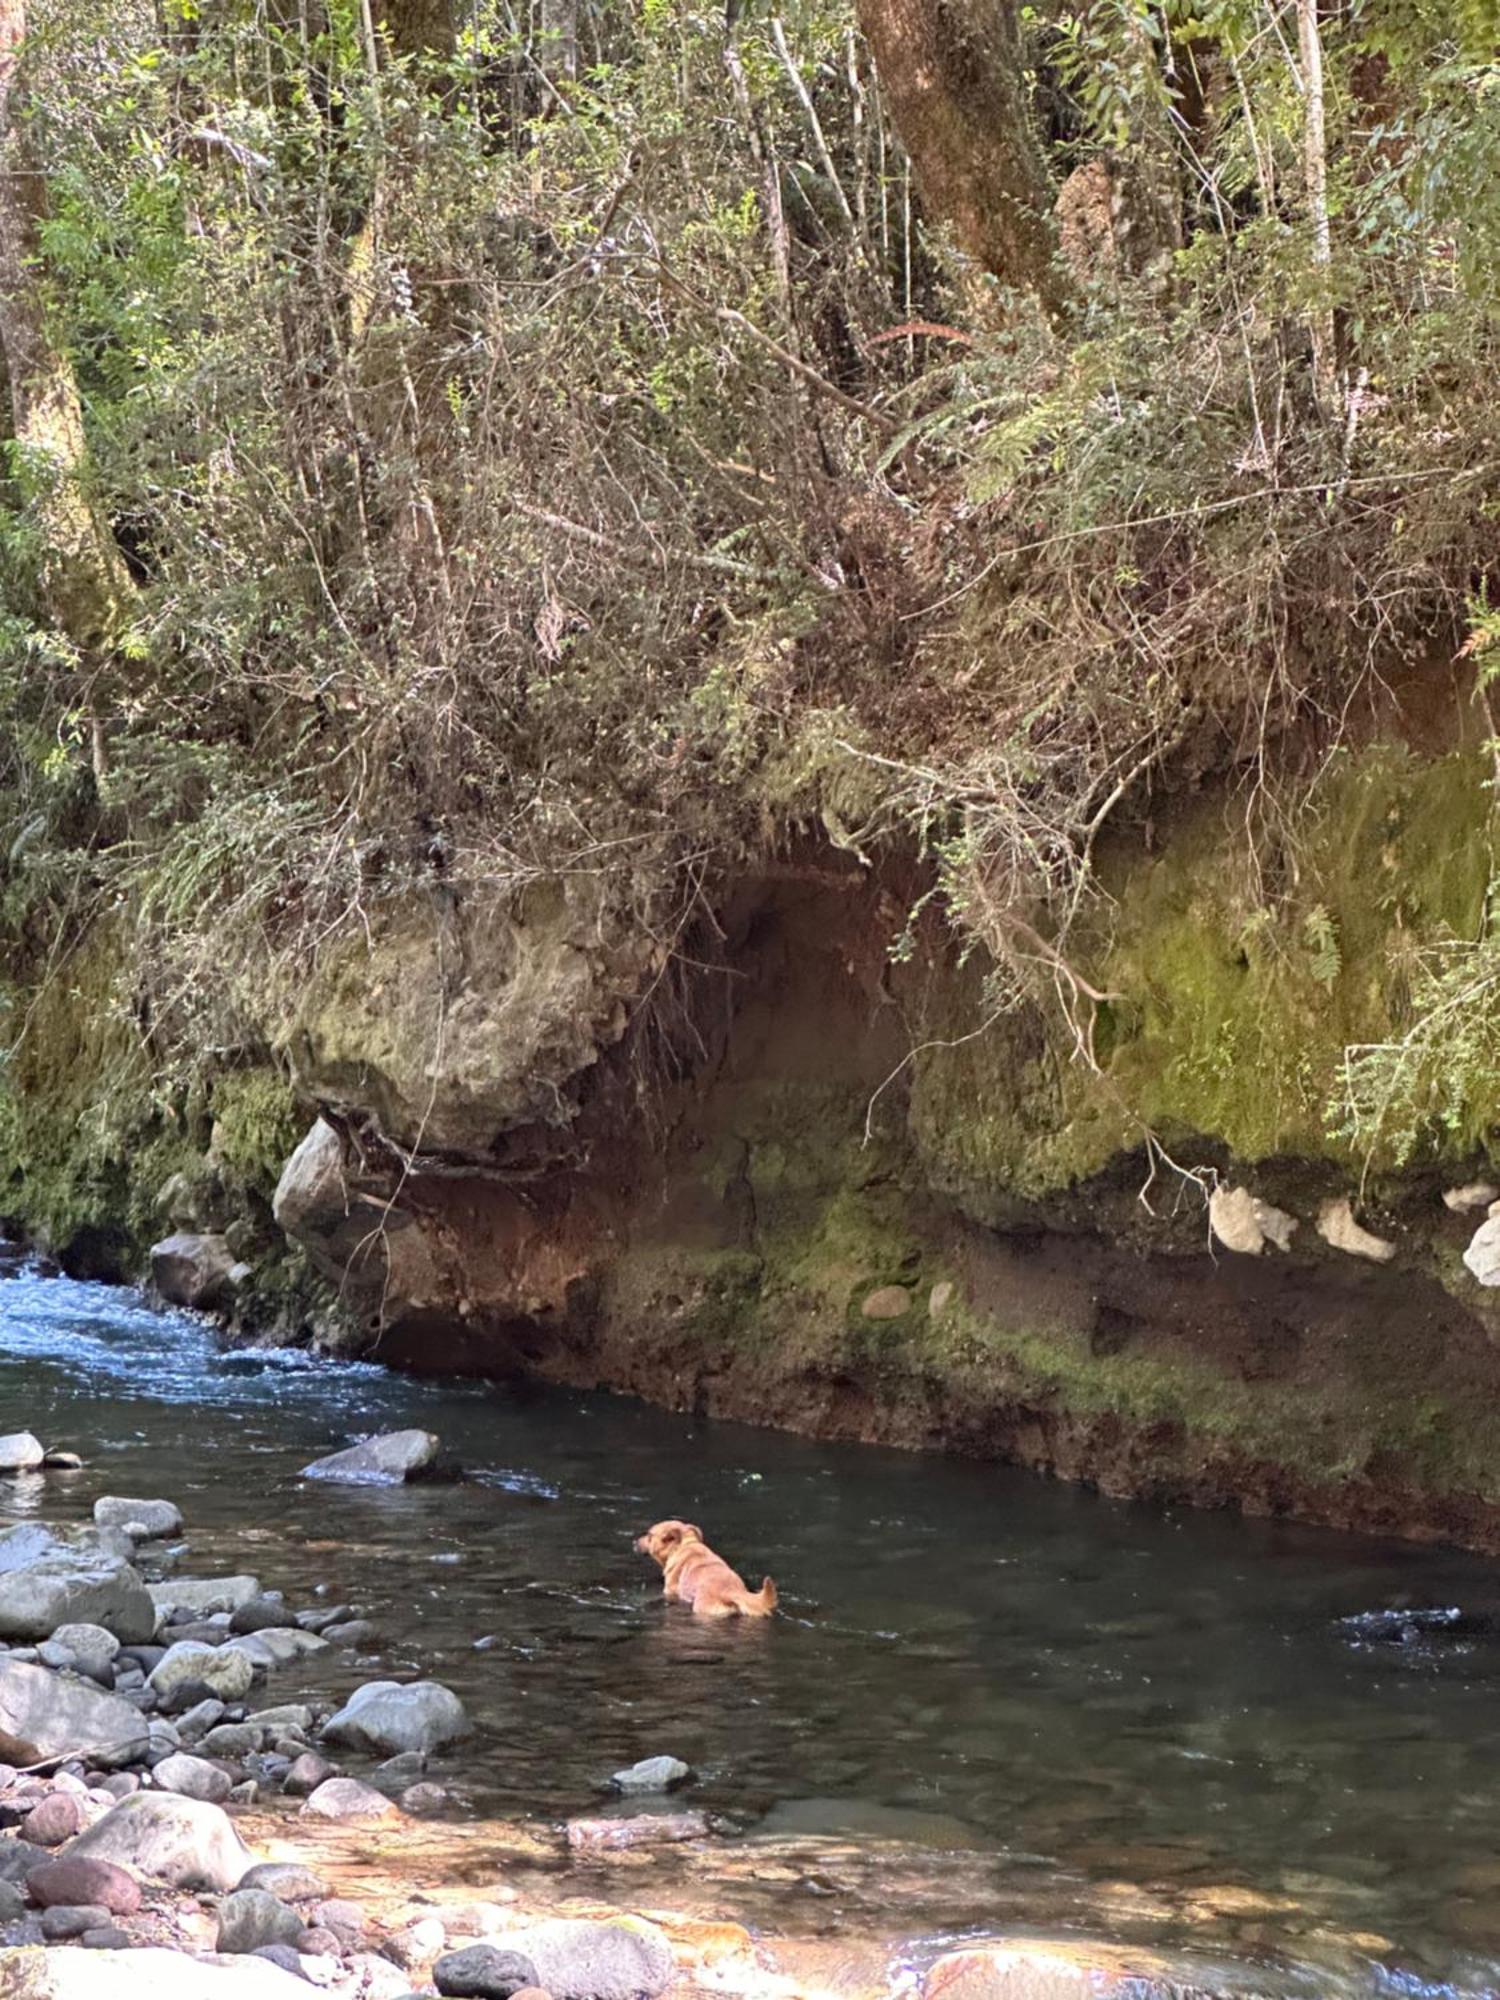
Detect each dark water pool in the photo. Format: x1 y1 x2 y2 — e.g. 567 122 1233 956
3 1270 1500 1995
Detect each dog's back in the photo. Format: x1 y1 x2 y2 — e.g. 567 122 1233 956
638 1519 778 1619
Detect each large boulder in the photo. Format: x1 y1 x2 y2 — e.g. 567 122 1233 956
280 887 652 1158
65 1791 253 1891
149 1576 261 1620
0 1658 148 1768
506 1919 676 2000
94 1496 184 1541
0 1946 311 1998
270 1122 496 1335
0 1528 152 1643
303 1430 439 1485
149 1232 237 1311
321 1679 469 1756
150 1641 257 1703
0 1434 45 1474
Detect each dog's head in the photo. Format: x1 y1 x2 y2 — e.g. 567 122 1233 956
635 1519 704 1564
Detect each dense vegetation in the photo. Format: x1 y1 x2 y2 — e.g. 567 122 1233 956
2 0 1499 1208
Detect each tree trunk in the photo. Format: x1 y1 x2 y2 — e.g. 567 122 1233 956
1296 0 1337 410
853 0 1066 311
0 0 130 653
374 0 456 63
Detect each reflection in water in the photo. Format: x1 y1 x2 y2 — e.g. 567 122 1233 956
3 1271 1500 1993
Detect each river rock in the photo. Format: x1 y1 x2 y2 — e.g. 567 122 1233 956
176 1698 227 1742
93 1497 184 1541
22 1792 85 1846
283 1752 336 1795
228 1598 288 1636
223 1627 329 1671
149 1577 262 1620
1208 1184 1297 1255
401 1781 451 1815
26 1854 142 1914
236 1862 328 1902
302 1430 440 1485
434 1946 540 2000
150 1641 256 1702
150 1232 237 1312
153 1751 234 1804
47 1623 120 1684
324 1618 380 1648
248 1705 313 1735
321 1680 468 1756
0 1839 48 1885
201 1723 264 1759
507 1919 675 2000
921 1940 1232 2000
1463 1213 1500 1286
0 1537 153 1645
39 1903 107 1939
609 1755 690 1794
0 1659 149 1768
0 1436 45 1475
1445 1181 1498 1212
1316 1197 1395 1264
217 1887 306 1955
65 1790 253 1890
0 1945 314 1996
860 1285 910 1320
565 1811 709 1852
300 1777 398 1822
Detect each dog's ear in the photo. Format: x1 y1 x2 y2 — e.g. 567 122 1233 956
683 1522 704 1542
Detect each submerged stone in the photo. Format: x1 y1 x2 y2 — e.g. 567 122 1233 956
921 1939 1249 2000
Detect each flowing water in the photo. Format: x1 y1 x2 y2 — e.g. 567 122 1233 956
3 1269 1500 1996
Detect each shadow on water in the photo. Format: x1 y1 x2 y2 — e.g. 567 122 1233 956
4 1271 1500 1994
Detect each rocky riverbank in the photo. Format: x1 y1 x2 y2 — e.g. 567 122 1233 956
0 1423 1356 2000
15 746 1500 1555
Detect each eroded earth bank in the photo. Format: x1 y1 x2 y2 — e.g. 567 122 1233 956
12 695 1500 1553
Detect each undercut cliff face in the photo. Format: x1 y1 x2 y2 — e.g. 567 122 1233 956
10 723 1500 1550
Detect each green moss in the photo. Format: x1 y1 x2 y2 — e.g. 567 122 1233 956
908 745 1498 1206
0 931 171 1255
1094 746 1493 1170
210 1068 303 1193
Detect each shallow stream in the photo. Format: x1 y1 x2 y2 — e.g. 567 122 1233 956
4 1269 1500 1996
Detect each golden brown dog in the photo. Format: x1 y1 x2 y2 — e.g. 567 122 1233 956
634 1519 778 1619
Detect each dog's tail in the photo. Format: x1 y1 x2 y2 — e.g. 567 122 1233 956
749 1575 778 1615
